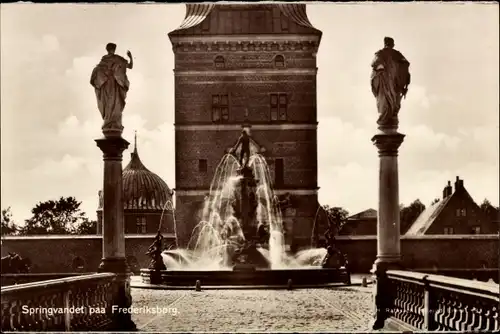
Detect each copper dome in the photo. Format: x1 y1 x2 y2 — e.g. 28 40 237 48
97 134 173 211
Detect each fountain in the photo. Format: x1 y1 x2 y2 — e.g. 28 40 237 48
141 130 350 287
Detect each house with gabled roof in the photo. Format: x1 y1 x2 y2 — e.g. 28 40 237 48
339 208 378 235
405 176 496 235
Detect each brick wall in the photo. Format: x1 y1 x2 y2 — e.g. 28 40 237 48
176 129 317 190
1 235 173 274
174 52 316 71
339 218 378 236
2 235 496 274
174 75 317 125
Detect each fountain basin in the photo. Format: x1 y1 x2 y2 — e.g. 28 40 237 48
140 267 350 287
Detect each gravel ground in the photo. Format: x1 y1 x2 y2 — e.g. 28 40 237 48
131 285 374 332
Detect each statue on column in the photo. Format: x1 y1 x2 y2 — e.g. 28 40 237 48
90 43 134 136
371 37 411 130
231 129 251 167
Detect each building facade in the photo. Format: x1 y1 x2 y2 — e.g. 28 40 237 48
169 4 322 246
405 176 497 235
340 209 378 236
97 136 175 238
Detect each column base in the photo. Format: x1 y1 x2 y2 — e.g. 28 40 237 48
98 258 136 331
371 259 405 330
98 257 131 274
371 257 404 274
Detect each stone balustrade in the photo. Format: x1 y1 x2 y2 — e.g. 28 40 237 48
1 273 117 332
1 273 96 287
386 270 499 331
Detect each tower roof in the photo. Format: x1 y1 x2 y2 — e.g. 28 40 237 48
98 132 173 211
169 3 321 38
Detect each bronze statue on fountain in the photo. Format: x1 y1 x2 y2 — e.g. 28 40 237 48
229 128 270 269
321 212 349 270
146 230 166 283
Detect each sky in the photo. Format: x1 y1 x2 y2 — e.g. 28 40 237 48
1 2 498 223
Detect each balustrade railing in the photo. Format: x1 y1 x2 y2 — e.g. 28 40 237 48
386 270 499 332
1 273 95 287
1 273 117 332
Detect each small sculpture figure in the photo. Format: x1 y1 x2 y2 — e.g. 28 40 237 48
371 37 411 130
146 230 166 271
321 212 348 269
90 43 133 136
231 129 251 167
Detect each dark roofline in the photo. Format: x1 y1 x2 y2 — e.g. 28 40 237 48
168 3 322 38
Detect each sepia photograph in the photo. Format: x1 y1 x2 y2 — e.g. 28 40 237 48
1 1 499 332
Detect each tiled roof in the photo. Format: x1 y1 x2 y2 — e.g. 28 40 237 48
169 3 321 36
348 208 377 220
405 196 453 236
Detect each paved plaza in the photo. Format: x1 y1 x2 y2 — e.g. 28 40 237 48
131 283 374 332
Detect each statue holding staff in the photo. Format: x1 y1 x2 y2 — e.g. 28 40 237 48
90 43 133 136
371 37 411 130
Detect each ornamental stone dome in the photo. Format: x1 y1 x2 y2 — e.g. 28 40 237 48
97 134 173 211
122 135 173 210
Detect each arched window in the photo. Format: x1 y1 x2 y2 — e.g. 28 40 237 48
274 55 285 68
214 56 225 69
72 257 85 271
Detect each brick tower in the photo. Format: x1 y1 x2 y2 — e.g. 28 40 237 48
169 4 322 248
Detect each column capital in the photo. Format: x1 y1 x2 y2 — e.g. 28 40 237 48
371 132 405 156
95 136 130 160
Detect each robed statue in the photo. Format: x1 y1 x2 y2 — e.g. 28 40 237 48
371 37 411 130
90 43 133 136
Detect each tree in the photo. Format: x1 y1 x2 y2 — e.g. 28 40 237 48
323 205 350 233
20 197 91 235
480 198 499 221
76 219 98 235
1 207 18 236
312 205 349 246
400 199 426 234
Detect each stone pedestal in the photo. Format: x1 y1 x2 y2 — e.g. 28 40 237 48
371 130 405 330
95 136 136 331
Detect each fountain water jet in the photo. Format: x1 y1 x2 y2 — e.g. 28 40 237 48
141 131 350 286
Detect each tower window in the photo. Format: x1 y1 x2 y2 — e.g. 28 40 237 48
214 56 225 69
136 217 147 234
199 159 208 173
212 94 229 122
270 94 287 121
471 226 481 234
274 55 285 68
275 158 284 187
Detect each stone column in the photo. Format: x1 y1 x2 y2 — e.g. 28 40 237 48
371 130 404 330
95 136 136 331
372 131 405 270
